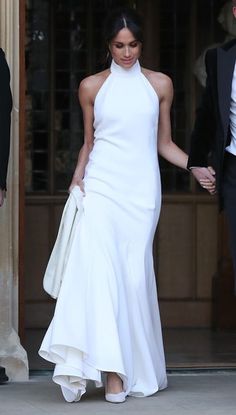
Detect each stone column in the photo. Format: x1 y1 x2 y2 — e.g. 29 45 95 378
0 0 28 381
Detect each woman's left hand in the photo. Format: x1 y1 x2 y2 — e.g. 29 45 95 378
199 178 216 194
192 166 217 195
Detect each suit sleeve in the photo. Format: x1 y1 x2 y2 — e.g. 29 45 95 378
187 49 216 169
0 49 13 190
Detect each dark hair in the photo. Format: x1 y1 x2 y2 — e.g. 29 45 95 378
103 7 143 66
104 7 143 44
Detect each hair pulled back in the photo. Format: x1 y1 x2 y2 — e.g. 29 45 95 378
103 7 143 65
104 7 143 44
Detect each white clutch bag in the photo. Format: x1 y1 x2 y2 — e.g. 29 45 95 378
43 185 84 299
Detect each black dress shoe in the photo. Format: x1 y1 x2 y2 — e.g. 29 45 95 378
0 366 8 384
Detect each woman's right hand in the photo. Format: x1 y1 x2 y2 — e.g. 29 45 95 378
69 176 85 194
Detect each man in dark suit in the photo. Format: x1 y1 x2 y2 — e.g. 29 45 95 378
0 48 12 382
0 48 12 207
188 1 236 283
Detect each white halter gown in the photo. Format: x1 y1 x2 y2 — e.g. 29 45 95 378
39 59 167 401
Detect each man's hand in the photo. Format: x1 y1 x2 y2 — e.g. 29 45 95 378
0 188 6 207
191 166 216 195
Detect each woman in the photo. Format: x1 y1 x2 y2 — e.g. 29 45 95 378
39 7 196 404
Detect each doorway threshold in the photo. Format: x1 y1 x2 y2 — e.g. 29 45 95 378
164 328 236 369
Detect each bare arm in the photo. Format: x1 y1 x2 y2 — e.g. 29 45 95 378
69 70 110 193
155 74 188 169
151 73 215 194
69 78 95 193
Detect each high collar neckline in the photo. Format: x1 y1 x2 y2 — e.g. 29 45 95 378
110 59 141 77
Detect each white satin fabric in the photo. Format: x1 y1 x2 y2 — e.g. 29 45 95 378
39 59 167 402
43 185 84 299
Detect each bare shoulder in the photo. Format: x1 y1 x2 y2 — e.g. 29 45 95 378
142 68 173 100
79 69 110 103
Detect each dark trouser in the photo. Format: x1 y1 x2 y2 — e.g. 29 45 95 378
223 151 236 292
0 366 8 383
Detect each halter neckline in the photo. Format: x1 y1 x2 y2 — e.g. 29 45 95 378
110 59 141 77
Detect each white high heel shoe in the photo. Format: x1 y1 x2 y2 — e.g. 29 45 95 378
105 390 126 403
105 375 126 403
